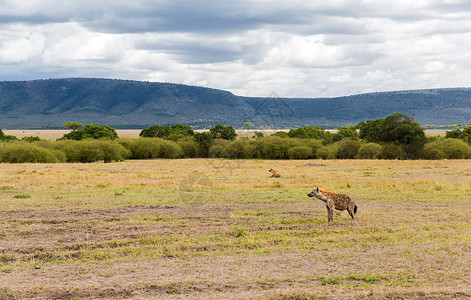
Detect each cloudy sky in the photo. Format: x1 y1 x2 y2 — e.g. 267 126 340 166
1 0 471 97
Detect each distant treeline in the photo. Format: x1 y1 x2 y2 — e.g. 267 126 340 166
1 113 470 163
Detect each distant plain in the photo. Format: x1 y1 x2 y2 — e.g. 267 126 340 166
3 129 449 140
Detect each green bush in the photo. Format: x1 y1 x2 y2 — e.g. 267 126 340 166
0 142 66 163
422 143 446 160
317 144 339 159
118 138 160 159
21 136 42 142
219 140 251 159
208 139 231 158
99 140 131 162
302 139 323 158
357 142 383 159
336 139 361 159
158 139 183 159
118 138 182 159
256 136 301 159
423 138 471 159
288 146 313 159
54 140 129 162
177 138 201 158
380 143 406 159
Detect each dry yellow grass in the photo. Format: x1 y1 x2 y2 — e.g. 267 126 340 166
1 159 470 299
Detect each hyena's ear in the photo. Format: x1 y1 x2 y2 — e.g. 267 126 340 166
316 187 319 193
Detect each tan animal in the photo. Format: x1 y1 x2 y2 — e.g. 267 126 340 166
307 187 358 224
268 168 281 178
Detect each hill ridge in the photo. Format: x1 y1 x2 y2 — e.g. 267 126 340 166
1 78 470 129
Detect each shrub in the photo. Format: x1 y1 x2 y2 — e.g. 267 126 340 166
21 136 42 142
288 146 313 159
380 143 406 159
118 138 182 159
54 140 129 162
208 139 231 158
424 138 471 159
303 139 323 158
2 135 18 141
0 142 66 163
256 136 301 159
177 138 201 158
288 126 325 139
118 138 160 159
336 139 361 159
317 144 339 159
357 142 383 159
422 143 446 160
158 139 183 158
99 140 131 162
219 140 250 159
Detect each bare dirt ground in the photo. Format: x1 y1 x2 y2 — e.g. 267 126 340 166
2 202 471 300
1 159 470 299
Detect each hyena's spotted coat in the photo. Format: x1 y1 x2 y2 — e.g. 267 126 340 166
307 187 358 224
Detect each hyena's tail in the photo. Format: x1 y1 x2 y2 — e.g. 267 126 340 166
354 205 358 214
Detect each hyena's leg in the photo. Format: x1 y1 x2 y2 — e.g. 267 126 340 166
347 202 356 223
326 204 333 224
347 206 355 221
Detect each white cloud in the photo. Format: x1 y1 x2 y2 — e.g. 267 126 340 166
1 0 471 97
0 31 45 64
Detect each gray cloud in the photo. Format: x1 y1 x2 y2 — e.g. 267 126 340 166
1 0 471 97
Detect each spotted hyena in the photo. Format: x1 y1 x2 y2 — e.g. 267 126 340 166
269 168 281 178
307 187 358 224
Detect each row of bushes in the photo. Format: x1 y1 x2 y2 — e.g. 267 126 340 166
210 136 471 160
1 136 470 163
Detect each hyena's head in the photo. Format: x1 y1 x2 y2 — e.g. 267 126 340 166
307 187 322 197
269 168 274 173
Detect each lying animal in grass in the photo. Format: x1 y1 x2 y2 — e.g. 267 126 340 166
307 187 358 224
268 168 281 178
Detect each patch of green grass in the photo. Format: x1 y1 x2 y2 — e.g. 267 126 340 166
319 273 412 288
13 193 31 199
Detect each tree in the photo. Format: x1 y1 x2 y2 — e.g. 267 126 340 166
357 119 385 143
287 126 325 139
446 126 471 143
63 122 83 131
0 128 4 140
140 125 170 138
139 124 194 139
193 132 215 157
332 126 359 142
252 131 264 139
61 123 118 140
357 113 426 158
209 125 237 140
170 124 195 136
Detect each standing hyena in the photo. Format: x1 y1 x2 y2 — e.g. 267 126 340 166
307 187 358 224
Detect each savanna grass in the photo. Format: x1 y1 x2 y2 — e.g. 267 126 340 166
1 159 471 299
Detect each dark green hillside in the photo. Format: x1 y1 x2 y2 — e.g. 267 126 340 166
246 88 471 127
0 78 254 128
0 78 470 128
